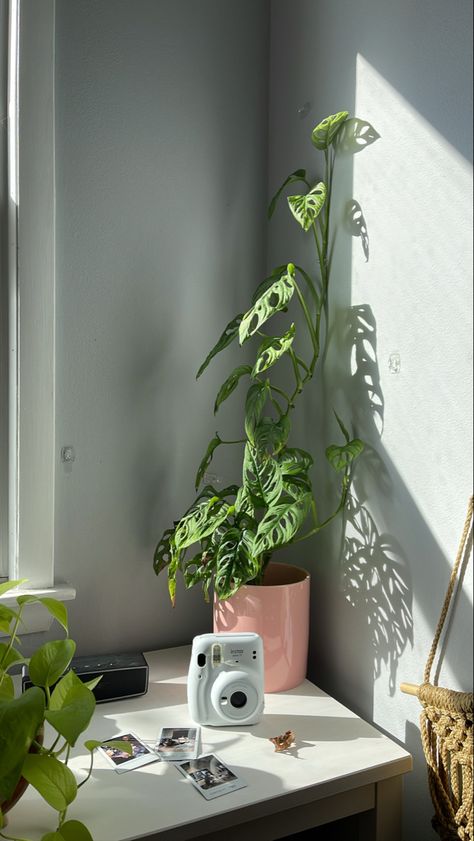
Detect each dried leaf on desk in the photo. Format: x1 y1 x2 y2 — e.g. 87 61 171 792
270 730 295 752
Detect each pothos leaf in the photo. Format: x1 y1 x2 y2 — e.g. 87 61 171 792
268 169 308 219
253 493 312 556
22 753 77 812
196 313 243 379
252 324 296 377
244 381 270 445
243 444 283 508
288 182 327 231
195 434 222 490
239 266 295 344
56 819 94 841
311 110 349 150
214 365 252 414
326 438 364 472
0 579 27 598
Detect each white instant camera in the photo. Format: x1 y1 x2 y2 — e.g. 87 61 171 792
187 632 264 726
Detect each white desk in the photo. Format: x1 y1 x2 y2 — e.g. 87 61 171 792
7 646 412 841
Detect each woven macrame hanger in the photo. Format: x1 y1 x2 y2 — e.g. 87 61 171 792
401 495 473 841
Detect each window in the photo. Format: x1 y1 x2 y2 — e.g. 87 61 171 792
0 1 74 626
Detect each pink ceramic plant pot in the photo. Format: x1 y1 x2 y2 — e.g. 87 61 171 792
213 562 310 693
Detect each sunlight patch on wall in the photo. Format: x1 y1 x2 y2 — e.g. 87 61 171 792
348 53 473 557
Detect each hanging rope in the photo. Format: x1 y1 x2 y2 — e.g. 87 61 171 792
401 496 473 841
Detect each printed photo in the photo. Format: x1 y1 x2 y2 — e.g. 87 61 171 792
99 732 159 773
177 754 246 800
155 727 199 761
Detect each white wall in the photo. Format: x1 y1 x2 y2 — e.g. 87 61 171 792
53 0 270 654
267 1 473 839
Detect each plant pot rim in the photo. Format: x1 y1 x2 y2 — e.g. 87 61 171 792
250 561 310 588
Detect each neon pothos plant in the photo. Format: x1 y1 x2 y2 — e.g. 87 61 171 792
0 580 132 841
154 110 364 605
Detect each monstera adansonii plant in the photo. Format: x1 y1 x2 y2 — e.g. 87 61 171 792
154 111 364 604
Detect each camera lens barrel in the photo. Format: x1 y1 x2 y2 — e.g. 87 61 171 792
230 690 247 708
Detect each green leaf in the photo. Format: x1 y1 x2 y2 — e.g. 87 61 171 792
0 672 14 700
153 528 175 575
283 474 313 500
16 596 69 634
214 365 252 414
214 528 257 598
0 579 27 597
234 486 255 518
252 324 296 377
277 447 313 476
251 265 288 305
0 687 45 801
0 604 17 634
244 381 270 444
22 753 77 812
0 642 27 671
45 670 96 746
195 434 222 490
239 267 295 344
28 639 76 688
333 410 350 443
253 416 291 455
253 493 312 556
58 820 94 841
84 739 133 755
243 444 283 508
174 497 231 551
268 169 308 219
288 182 327 231
83 674 102 692
38 598 68 634
196 313 243 379
326 438 364 472
183 545 215 592
311 110 349 150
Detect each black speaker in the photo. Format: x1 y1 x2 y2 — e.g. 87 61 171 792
22 652 149 703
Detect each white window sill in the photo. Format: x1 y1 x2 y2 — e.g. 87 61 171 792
0 583 76 635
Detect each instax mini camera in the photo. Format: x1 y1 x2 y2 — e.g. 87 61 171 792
187 632 264 726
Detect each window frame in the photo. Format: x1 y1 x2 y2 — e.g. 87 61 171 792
0 0 75 629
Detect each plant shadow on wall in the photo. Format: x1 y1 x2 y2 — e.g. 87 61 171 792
335 303 413 696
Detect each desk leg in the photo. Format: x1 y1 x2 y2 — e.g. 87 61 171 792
357 775 403 841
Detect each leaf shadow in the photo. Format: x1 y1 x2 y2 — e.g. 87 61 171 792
336 118 381 155
345 304 384 439
342 494 414 695
345 199 369 262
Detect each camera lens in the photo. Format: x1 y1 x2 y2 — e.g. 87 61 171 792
230 690 247 709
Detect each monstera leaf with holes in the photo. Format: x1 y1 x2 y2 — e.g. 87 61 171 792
153 108 375 603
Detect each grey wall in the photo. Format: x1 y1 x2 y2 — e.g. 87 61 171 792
267 1 473 839
54 0 270 653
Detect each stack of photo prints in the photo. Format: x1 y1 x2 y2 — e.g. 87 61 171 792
98 728 246 800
